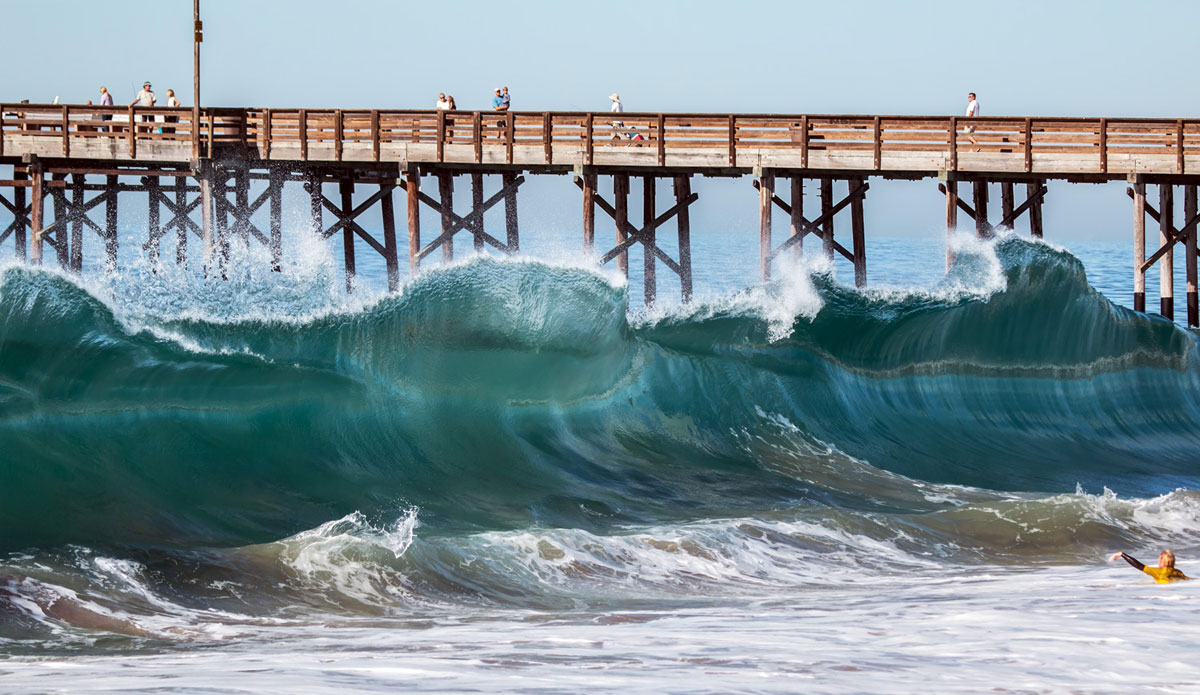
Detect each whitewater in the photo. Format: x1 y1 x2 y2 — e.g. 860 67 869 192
2 227 1200 694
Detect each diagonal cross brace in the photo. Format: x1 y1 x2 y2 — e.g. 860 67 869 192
996 185 1047 229
320 184 395 239
48 188 106 238
1126 187 1200 269
216 186 272 245
572 177 693 274
766 181 869 263
405 176 526 261
156 190 204 238
938 183 981 222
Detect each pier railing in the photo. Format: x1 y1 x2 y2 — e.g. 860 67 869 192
3 104 1198 176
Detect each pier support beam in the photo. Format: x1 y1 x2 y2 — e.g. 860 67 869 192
438 172 454 262
0 168 30 261
29 162 44 265
1160 183 1174 321
1000 183 1014 229
973 181 989 239
175 173 189 266
1186 185 1198 328
820 178 834 261
789 176 803 260
200 167 215 273
643 175 657 306
268 169 283 271
944 178 958 270
470 173 485 252
146 174 161 265
582 172 596 253
105 175 119 271
614 174 629 279
380 181 399 292
1027 181 1044 238
340 178 356 292
406 165 420 274
758 170 774 281
504 172 520 253
674 174 693 303
69 174 85 272
850 176 866 287
1132 177 1147 312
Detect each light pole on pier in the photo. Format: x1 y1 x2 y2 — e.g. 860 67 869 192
193 0 202 158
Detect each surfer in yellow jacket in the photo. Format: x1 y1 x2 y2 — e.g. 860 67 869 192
1107 550 1190 583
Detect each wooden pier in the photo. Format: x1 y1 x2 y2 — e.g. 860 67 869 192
1 103 1198 324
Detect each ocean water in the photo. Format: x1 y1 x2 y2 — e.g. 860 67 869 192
2 206 1200 694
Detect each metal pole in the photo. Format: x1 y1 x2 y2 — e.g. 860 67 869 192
193 0 202 159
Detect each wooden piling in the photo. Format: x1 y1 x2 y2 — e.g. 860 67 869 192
643 175 656 306
820 178 834 261
944 178 958 270
438 172 453 261
1133 176 1146 312
146 175 161 265
406 164 420 273
1160 183 1174 320
29 162 44 265
582 172 596 253
1185 185 1197 327
70 173 84 272
52 173 68 268
973 180 989 238
175 174 188 266
235 168 250 245
268 170 283 271
200 167 215 272
789 176 803 260
105 175 119 270
1027 180 1044 238
504 172 519 253
214 172 230 270
471 172 484 251
1000 182 1014 229
12 168 27 261
380 181 399 292
850 177 866 287
614 174 629 279
340 178 356 292
759 170 774 281
675 174 693 303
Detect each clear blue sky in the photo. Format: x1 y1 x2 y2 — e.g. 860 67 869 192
5 0 1199 242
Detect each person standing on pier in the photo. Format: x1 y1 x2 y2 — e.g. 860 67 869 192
164 89 180 134
130 81 156 128
493 87 509 139
98 86 114 132
436 93 450 110
964 92 980 149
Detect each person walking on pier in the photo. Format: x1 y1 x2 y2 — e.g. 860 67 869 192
964 92 980 150
1108 550 1191 583
609 93 625 140
98 86 114 132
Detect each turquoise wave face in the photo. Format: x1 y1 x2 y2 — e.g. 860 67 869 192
1 238 1199 552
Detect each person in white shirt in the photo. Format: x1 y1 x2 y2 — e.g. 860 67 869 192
436 93 450 110
164 89 181 134
610 93 626 140
963 92 979 149
130 82 156 127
